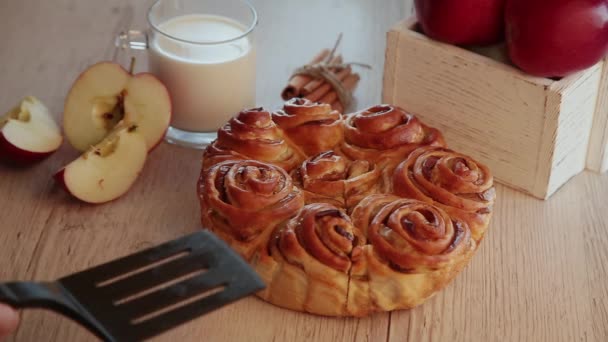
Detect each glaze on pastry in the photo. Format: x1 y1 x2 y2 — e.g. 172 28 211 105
290 151 381 209
253 203 364 316
198 160 304 259
339 105 445 169
203 107 305 171
348 194 475 315
392 146 495 241
198 102 495 316
272 98 344 156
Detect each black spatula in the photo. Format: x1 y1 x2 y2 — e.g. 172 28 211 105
0 231 265 341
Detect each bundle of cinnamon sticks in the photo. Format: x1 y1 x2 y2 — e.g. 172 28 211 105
281 48 361 113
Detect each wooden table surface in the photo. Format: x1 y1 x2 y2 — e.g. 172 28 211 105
1 1 607 341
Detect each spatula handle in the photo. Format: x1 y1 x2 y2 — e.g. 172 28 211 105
0 282 113 341
0 282 74 310
0 282 90 324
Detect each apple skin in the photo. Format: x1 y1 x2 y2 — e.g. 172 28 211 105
53 168 69 193
415 0 506 46
0 97 63 165
0 132 57 165
506 0 608 78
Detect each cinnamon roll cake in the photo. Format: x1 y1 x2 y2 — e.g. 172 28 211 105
198 101 495 316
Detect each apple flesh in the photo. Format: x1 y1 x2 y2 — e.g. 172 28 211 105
0 96 62 165
55 124 147 204
506 0 608 77
415 0 505 46
63 62 171 152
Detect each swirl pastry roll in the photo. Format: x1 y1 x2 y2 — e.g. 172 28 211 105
339 105 445 170
198 160 304 260
348 195 475 316
291 151 381 208
272 98 344 156
254 203 364 316
197 100 496 317
203 107 305 171
392 147 495 241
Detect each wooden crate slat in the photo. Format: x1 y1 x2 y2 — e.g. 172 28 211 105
383 18 607 199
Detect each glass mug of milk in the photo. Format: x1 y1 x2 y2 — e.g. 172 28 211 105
117 0 257 148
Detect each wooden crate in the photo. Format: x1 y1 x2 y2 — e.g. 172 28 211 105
383 18 608 199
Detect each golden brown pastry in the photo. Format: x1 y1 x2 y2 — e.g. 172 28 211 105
392 147 495 241
202 107 305 171
198 160 304 259
272 98 344 156
252 203 364 316
198 101 495 317
348 194 475 316
290 151 381 209
339 105 445 169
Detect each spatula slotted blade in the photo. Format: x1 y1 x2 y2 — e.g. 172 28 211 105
0 231 265 342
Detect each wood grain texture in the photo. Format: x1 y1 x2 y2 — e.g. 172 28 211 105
1 1 607 342
587 59 608 173
383 20 549 197
383 19 606 199
547 66 601 196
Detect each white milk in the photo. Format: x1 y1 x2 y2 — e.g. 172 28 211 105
149 14 256 132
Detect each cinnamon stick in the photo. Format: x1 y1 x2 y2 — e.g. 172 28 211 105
301 55 344 95
319 73 360 104
281 49 331 100
304 66 353 102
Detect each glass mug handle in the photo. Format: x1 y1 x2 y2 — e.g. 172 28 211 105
115 30 148 50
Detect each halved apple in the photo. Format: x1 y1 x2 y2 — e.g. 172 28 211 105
55 123 147 204
63 61 171 152
0 96 62 164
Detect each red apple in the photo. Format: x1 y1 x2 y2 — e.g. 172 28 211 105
63 61 172 152
415 0 505 46
0 96 62 165
54 124 147 204
506 0 608 77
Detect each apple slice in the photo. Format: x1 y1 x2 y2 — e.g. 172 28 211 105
0 96 62 164
63 61 171 152
55 123 147 204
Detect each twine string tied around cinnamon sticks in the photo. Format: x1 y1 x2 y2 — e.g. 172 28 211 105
284 34 371 111
292 60 370 110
